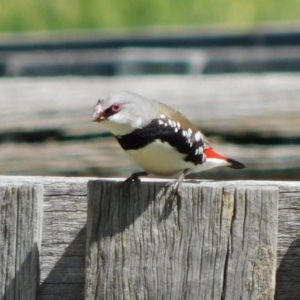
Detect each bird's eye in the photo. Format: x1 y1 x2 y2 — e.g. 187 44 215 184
111 103 121 112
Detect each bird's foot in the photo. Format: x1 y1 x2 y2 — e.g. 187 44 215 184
163 170 188 207
164 180 181 201
123 171 148 185
122 172 148 199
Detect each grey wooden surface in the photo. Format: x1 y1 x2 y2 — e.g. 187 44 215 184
85 181 278 300
0 184 43 300
0 176 90 300
0 176 300 299
0 75 300 179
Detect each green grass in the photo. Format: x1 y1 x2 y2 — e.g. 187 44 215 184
0 0 300 32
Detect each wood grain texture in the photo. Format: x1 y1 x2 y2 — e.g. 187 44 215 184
40 176 89 298
1 75 300 135
0 176 91 300
0 176 299 300
0 184 43 300
85 180 278 300
276 183 300 300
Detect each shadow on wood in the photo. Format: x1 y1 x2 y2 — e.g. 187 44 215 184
85 180 278 300
276 238 300 300
0 184 43 300
38 226 86 300
86 180 166 240
2 244 40 300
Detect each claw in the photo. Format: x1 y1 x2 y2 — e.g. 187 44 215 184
123 171 148 184
164 169 189 206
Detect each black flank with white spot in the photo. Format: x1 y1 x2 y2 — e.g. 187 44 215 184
116 118 205 165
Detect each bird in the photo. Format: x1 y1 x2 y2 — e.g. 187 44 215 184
92 91 245 192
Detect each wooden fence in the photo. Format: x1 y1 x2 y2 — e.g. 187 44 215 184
0 176 300 299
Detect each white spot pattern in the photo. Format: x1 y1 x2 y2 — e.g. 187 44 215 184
156 117 204 147
157 116 182 134
153 116 205 163
194 131 201 142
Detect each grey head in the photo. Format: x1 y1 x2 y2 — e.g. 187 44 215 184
93 91 158 136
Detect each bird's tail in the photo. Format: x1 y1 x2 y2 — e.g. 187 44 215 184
204 148 246 170
226 158 246 169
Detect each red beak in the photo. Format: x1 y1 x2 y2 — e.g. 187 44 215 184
92 105 106 122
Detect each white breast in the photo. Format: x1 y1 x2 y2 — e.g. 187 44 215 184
126 140 231 177
126 139 193 177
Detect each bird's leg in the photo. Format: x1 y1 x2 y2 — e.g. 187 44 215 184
164 169 189 206
124 171 148 184
123 171 148 198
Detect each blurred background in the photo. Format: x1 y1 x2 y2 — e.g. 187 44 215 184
0 0 300 180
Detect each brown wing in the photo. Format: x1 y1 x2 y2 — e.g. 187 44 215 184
152 100 210 147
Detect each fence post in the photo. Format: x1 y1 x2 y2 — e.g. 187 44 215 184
85 180 278 300
0 184 43 300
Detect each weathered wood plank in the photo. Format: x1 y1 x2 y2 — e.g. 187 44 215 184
276 184 300 300
0 176 299 300
0 184 43 300
223 186 278 299
34 178 88 300
85 180 278 300
1 75 300 135
0 176 90 300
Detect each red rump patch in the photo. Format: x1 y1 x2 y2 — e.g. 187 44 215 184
204 148 228 161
